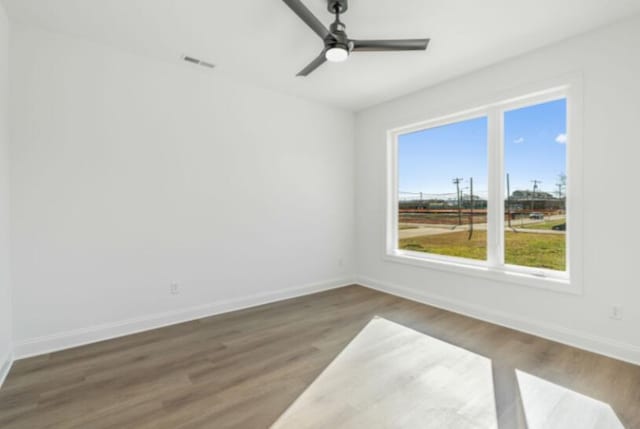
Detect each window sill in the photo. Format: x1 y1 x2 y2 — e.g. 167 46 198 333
384 250 581 295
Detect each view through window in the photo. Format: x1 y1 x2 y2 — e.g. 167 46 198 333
398 117 488 261
395 96 567 273
504 99 567 271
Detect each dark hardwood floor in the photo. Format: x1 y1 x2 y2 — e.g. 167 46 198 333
0 285 638 428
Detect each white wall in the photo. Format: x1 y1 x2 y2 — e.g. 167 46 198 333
6 12 640 365
0 2 12 375
9 25 355 356
355 15 640 364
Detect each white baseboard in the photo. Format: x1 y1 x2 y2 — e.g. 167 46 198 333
14 277 355 360
13 275 639 366
0 351 13 389
357 276 640 366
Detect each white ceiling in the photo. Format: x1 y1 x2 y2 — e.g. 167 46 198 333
3 0 640 111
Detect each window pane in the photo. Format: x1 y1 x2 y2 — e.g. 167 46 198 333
398 117 488 261
504 99 567 271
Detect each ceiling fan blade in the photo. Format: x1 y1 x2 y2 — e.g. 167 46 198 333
282 0 331 40
296 51 327 76
351 39 430 52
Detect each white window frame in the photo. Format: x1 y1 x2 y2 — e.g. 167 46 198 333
385 80 583 294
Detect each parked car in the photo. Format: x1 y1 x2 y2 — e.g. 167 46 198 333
552 223 566 231
529 212 544 220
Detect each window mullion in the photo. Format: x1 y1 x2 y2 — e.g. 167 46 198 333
487 108 504 267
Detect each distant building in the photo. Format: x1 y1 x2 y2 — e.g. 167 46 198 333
508 189 564 212
511 190 555 200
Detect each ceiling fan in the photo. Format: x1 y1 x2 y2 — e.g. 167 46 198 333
282 0 430 76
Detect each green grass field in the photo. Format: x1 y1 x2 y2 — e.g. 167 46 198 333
399 230 565 271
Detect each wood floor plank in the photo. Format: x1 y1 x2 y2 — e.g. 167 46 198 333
273 317 501 429
0 285 638 428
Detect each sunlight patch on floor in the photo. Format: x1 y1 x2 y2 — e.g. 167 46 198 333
271 317 624 429
516 370 623 429
272 317 498 428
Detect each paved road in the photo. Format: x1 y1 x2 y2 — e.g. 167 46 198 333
399 215 565 239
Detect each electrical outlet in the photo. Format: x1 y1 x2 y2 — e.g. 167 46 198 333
609 305 623 320
170 282 180 295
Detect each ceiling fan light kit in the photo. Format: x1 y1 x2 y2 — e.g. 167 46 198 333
282 0 430 76
326 47 349 62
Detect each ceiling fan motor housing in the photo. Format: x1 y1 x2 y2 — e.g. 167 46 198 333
327 21 350 51
327 0 348 14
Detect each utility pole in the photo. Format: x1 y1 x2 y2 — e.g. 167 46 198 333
453 178 463 226
506 173 512 228
530 180 542 211
468 177 474 240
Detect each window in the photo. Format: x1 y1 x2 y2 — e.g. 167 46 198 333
398 117 488 261
503 99 567 272
387 85 580 290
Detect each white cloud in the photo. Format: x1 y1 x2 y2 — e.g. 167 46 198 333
555 133 567 144
514 137 524 144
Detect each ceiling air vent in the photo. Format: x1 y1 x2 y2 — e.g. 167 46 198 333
182 55 215 69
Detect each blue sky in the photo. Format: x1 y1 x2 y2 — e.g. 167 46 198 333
398 99 566 199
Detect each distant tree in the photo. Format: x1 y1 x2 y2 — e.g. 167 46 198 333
556 174 567 199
